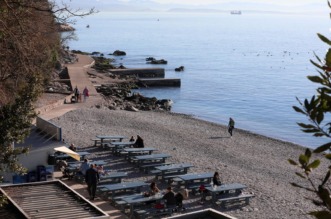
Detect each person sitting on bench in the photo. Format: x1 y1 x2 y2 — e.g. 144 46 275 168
134 135 144 148
163 186 176 208
213 171 222 186
69 143 77 151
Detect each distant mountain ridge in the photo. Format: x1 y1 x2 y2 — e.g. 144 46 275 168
58 0 326 14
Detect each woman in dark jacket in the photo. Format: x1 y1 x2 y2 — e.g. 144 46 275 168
213 171 222 186
134 135 144 148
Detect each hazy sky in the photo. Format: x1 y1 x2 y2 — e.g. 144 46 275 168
151 0 320 5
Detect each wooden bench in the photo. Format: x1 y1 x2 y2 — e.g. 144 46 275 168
216 193 255 208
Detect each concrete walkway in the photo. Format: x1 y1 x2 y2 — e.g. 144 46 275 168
38 54 128 219
39 54 104 120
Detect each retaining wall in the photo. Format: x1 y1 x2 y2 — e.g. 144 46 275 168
36 117 62 141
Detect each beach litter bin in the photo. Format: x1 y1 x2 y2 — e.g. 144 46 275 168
37 165 46 181
12 175 27 184
27 171 37 182
48 155 56 165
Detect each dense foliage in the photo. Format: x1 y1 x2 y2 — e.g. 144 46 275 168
289 2 331 218
0 0 60 179
0 0 94 206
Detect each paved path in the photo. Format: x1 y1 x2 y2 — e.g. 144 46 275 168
39 54 104 120
39 54 128 219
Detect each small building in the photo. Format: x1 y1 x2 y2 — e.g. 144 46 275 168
3 116 63 183
0 180 109 219
167 208 237 219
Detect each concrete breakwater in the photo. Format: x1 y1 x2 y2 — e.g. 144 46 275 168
109 68 181 87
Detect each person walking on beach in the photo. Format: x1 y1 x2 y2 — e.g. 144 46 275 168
83 86 89 102
85 164 99 200
73 86 79 103
228 117 235 137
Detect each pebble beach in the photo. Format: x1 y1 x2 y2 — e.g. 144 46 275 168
50 106 327 219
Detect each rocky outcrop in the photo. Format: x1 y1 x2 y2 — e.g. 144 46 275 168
96 83 173 111
91 56 116 72
146 58 168 64
112 50 126 56
175 66 185 72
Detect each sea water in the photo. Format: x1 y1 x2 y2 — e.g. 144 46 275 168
67 12 331 148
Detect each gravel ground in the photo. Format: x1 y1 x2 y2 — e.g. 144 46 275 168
50 107 327 219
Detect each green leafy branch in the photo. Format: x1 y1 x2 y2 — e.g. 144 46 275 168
290 2 331 218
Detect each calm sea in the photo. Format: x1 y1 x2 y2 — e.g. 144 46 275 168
67 12 331 148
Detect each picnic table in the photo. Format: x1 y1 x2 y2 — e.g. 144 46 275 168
131 154 171 165
99 172 128 184
108 142 135 155
54 151 90 161
64 160 108 182
154 163 194 180
67 160 108 168
175 172 213 188
97 181 149 199
120 193 164 218
205 183 247 202
96 135 127 145
123 148 158 159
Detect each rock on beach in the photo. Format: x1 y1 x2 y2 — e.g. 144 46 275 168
51 107 326 219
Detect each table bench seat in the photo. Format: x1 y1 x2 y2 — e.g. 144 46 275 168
91 138 101 147
153 170 187 181
162 175 183 185
149 170 161 175
139 162 174 174
133 207 174 219
103 143 115 150
217 193 255 208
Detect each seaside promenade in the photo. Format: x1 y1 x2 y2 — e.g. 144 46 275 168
36 55 128 219
38 54 103 120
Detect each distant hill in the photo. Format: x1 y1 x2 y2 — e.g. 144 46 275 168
57 0 326 14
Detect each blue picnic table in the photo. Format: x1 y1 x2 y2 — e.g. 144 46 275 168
123 148 158 159
154 163 194 180
98 181 149 198
96 135 128 145
54 151 90 161
99 172 128 184
67 160 108 168
132 154 171 165
109 142 135 154
175 172 214 187
205 183 247 202
120 193 164 218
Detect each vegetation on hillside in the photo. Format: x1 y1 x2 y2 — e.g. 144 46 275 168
0 0 94 206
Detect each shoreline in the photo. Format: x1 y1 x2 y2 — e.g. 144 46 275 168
168 109 310 150
50 107 326 219
39 52 324 218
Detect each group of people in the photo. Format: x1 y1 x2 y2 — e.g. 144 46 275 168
142 171 222 210
144 182 188 211
73 86 89 103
